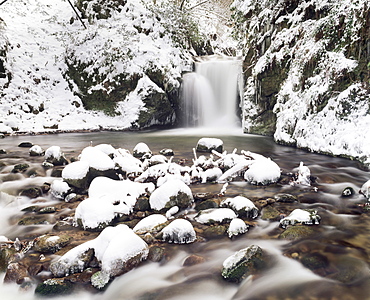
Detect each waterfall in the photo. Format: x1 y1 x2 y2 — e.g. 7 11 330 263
181 55 243 128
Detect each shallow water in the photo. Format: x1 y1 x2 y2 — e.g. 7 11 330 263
1 129 370 300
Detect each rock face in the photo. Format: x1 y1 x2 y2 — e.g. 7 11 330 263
233 0 370 166
221 245 266 282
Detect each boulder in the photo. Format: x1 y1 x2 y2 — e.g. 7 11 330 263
227 218 249 238
34 278 74 297
195 208 237 225
220 196 259 219
221 245 266 283
160 219 196 244
149 179 194 211
62 161 90 190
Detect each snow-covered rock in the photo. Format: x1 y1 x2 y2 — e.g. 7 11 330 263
161 219 196 244
133 142 152 159
79 146 115 172
29 145 44 156
221 244 265 283
227 218 249 238
244 157 281 185
200 167 223 183
196 138 223 153
88 177 155 210
50 180 71 200
75 195 131 230
45 146 68 166
220 196 258 219
62 161 90 189
360 180 370 199
133 214 167 234
50 225 148 288
149 179 194 211
195 208 237 224
280 209 321 229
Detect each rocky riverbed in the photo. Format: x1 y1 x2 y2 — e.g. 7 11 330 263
1 132 370 299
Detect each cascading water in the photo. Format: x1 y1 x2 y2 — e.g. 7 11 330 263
181 55 243 128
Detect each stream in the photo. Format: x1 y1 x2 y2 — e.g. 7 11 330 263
1 128 370 299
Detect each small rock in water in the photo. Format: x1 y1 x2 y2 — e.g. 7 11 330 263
18 142 33 148
274 193 298 203
34 278 74 297
220 196 259 219
29 145 44 156
11 163 30 173
359 180 370 199
227 218 249 238
33 234 71 254
341 186 355 197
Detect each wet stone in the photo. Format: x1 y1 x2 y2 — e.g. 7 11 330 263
18 142 33 148
18 215 51 226
0 149 6 154
300 252 329 271
202 225 227 239
4 262 29 284
134 196 150 211
20 187 43 198
274 193 298 203
195 199 219 211
0 247 16 272
148 245 165 262
11 163 30 173
261 205 281 221
33 234 71 254
279 225 317 240
183 254 205 266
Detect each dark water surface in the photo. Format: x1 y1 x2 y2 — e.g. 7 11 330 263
1 129 370 300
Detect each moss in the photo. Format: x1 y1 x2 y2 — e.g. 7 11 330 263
35 279 74 297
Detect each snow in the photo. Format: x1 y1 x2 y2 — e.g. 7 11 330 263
195 208 237 224
280 209 321 228
201 167 223 183
149 179 193 211
227 218 249 238
62 161 90 180
133 214 168 234
29 145 44 156
161 219 196 244
133 142 152 157
295 162 311 186
75 195 131 230
88 177 155 210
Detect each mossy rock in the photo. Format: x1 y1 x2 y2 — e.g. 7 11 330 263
33 234 72 254
195 199 219 211
221 245 266 283
202 225 227 239
20 187 42 198
300 252 329 270
0 247 16 272
261 205 281 221
279 225 316 240
18 215 51 226
35 278 74 297
274 193 298 203
11 163 29 173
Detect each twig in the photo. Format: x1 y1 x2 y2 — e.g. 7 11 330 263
66 0 87 29
0 0 9 6
188 0 209 11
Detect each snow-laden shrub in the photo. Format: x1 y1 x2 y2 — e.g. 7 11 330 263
280 209 321 229
161 219 196 244
221 196 258 219
195 208 237 224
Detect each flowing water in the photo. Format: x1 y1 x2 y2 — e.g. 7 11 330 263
1 129 370 300
181 55 243 128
